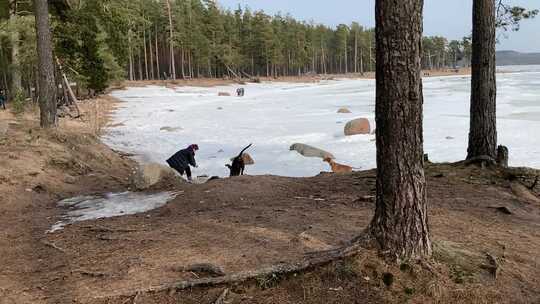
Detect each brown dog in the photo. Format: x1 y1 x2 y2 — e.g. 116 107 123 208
323 157 353 173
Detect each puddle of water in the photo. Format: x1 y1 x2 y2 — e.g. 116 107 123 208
49 191 178 232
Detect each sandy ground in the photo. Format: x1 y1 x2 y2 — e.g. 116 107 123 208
1 90 540 304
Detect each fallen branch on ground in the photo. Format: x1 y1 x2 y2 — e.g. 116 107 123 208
213 288 229 304
96 234 370 299
41 240 66 253
170 263 226 277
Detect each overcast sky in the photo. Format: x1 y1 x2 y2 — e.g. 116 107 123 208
218 0 540 53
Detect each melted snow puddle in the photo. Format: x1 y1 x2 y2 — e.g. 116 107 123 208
48 191 177 233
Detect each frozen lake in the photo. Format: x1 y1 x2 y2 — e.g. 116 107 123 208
107 66 540 177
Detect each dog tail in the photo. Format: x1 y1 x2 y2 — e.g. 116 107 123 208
237 143 252 157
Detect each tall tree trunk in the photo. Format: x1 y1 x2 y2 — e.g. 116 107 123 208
9 0 22 94
149 29 155 80
34 0 57 128
138 47 143 80
189 51 194 78
344 36 348 74
180 49 185 79
368 37 373 72
165 0 176 79
360 47 364 75
354 32 358 73
468 0 497 160
369 0 431 261
143 27 149 80
155 27 160 80
128 29 134 81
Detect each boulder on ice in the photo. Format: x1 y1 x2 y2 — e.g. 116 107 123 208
337 107 352 114
290 143 335 160
344 118 371 136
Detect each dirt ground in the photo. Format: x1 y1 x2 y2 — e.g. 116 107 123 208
1 93 540 304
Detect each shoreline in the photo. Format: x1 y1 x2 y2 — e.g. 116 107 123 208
115 68 473 89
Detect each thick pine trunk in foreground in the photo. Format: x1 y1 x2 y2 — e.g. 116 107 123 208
369 0 431 260
34 0 57 128
468 0 497 160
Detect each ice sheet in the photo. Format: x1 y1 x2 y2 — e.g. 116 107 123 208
49 191 177 232
106 66 540 177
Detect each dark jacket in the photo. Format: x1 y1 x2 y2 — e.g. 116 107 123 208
167 146 196 170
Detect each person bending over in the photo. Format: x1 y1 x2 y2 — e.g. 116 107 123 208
166 144 199 181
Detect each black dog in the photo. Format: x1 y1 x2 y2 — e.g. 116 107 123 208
226 144 252 177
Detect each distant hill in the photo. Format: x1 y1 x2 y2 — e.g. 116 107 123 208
497 51 540 66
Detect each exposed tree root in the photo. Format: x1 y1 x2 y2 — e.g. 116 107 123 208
463 155 497 166
96 234 371 300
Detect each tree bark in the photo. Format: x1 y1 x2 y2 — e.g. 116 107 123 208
369 0 431 261
138 46 143 81
467 0 497 160
360 47 364 75
165 0 176 79
344 34 348 74
9 0 22 94
128 29 134 81
155 26 160 80
354 32 358 74
143 27 149 80
34 0 57 128
149 29 155 80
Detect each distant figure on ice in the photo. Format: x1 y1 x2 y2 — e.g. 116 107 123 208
0 89 6 110
236 87 245 97
166 144 199 182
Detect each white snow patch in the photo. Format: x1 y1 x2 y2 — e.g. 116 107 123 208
49 191 177 232
105 66 540 177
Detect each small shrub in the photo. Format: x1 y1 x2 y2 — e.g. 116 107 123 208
382 272 394 287
334 260 358 280
404 287 416 295
255 273 281 290
11 90 27 114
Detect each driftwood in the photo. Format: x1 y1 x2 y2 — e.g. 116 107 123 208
55 57 81 118
224 64 240 79
96 235 368 300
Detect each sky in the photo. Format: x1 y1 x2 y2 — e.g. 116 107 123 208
218 0 540 53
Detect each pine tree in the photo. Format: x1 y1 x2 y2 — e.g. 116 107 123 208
467 0 497 160
370 0 431 260
34 0 56 128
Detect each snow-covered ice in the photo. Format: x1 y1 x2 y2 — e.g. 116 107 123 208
49 191 177 232
105 66 540 177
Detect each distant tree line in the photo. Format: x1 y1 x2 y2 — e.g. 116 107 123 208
0 0 537 97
